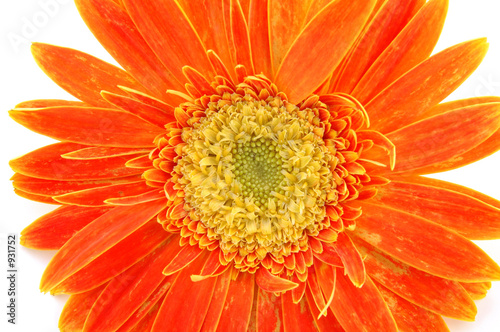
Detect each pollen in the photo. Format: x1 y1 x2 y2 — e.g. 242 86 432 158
176 96 336 257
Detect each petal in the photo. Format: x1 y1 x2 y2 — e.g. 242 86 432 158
40 199 167 293
16 99 87 108
248 0 273 78
373 178 500 240
268 0 313 74
257 289 284 332
274 0 376 104
31 43 146 107
151 253 217 332
58 284 107 331
365 38 489 133
101 91 175 128
353 237 477 320
83 237 180 332
75 0 185 100
10 106 163 148
51 221 169 294
461 282 492 301
13 189 57 204
334 0 424 93
217 271 255 331
163 244 205 276
10 142 142 180
20 205 112 250
281 290 317 332
352 0 448 103
353 202 500 282
313 242 343 267
255 267 299 292
105 189 166 206
331 272 397 332
304 288 344 332
128 299 163 332
228 0 254 73
410 97 500 174
62 146 150 160
122 0 214 84
386 103 500 173
332 232 366 287
375 282 449 332
54 181 151 206
200 268 232 332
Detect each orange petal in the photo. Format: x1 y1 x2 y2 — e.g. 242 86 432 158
257 289 284 332
352 0 448 103
353 237 477 320
281 291 317 332
58 284 107 331
375 281 449 332
331 273 397 332
176 0 234 77
248 0 273 78
228 0 254 73
269 0 313 75
365 38 490 133
75 0 185 100
122 0 213 84
54 181 151 206
62 146 150 160
116 278 174 332
151 253 217 332
409 97 500 174
373 178 500 240
21 205 111 250
31 43 146 107
40 199 167 293
101 91 175 127
461 282 492 301
255 267 299 292
386 102 500 173
306 266 327 315
10 106 163 148
10 142 142 180
275 0 376 104
16 99 87 108
105 189 166 206
334 0 424 93
13 189 57 204
313 242 343 267
217 271 255 331
51 221 169 294
128 299 163 332
304 287 344 332
83 236 181 332
163 244 205 276
332 232 366 287
313 260 336 317
182 66 216 96
354 202 500 282
200 268 232 332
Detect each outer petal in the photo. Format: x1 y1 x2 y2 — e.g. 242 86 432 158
248 0 273 78
375 282 450 332
332 273 397 332
200 268 232 332
10 106 163 148
386 103 500 173
122 0 214 84
281 291 317 332
332 232 366 287
353 237 477 320
353 202 500 282
9 142 143 180
217 271 255 331
365 39 489 133
20 205 112 250
255 267 299 292
16 99 87 108
59 284 107 331
75 0 185 100
334 0 424 93
274 0 376 103
352 0 448 103
257 289 284 332
40 199 167 293
372 179 500 240
31 43 146 107
51 221 169 294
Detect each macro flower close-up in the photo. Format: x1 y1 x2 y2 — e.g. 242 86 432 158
4 0 500 331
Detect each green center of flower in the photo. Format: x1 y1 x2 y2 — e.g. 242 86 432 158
176 96 336 257
232 140 285 208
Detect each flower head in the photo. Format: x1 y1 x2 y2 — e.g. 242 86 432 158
8 0 500 331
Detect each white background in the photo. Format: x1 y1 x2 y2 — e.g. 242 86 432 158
1 0 500 331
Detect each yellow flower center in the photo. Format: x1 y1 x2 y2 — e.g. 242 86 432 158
176 96 335 257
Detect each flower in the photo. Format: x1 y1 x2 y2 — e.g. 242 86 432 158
8 0 500 331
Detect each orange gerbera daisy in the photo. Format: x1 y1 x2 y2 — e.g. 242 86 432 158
8 0 500 331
